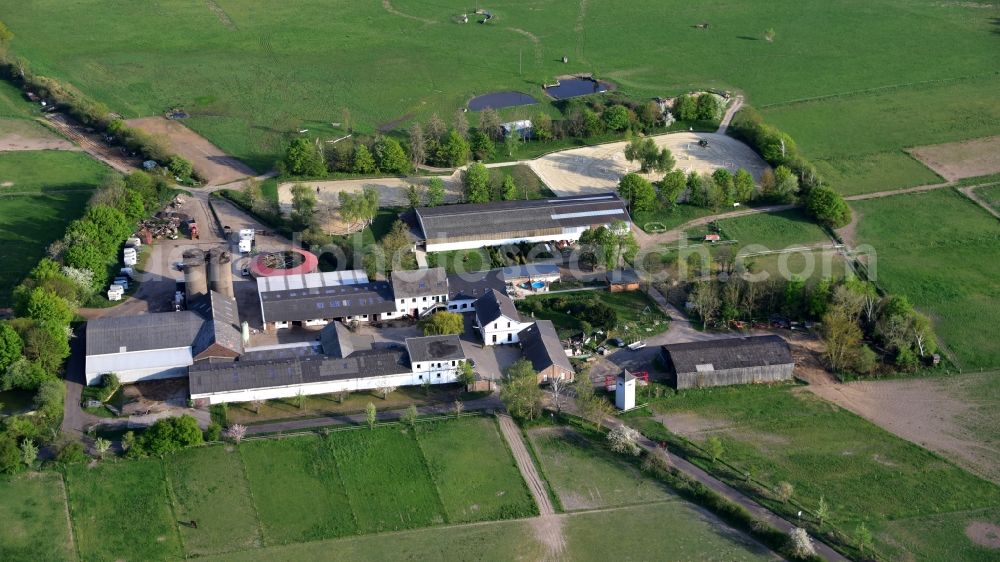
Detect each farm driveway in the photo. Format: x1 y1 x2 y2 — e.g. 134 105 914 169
497 414 566 555
126 117 256 186
530 132 768 196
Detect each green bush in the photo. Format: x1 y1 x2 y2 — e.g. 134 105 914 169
204 423 222 442
56 441 88 465
138 415 203 456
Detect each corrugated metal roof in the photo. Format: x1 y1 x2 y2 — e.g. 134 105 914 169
662 335 793 374
85 312 204 356
260 280 396 323
416 195 629 243
448 269 508 301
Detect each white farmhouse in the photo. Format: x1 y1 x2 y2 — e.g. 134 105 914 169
475 289 532 345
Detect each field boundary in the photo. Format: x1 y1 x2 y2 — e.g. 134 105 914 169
56 472 78 562
235 445 268 549
160 461 188 556
408 427 452 525
759 71 1000 109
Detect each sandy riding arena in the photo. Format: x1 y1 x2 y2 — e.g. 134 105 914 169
126 117 256 185
530 132 769 196
278 174 464 231
908 136 1000 182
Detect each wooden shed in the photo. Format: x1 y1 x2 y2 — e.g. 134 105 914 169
606 268 640 292
660 335 794 389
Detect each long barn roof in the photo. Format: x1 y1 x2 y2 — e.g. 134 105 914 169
662 335 793 374
416 194 629 242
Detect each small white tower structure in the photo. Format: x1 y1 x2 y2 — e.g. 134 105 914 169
616 370 636 411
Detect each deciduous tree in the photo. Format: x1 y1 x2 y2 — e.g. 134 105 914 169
617 173 657 212
426 178 445 206
351 144 376 174
706 435 724 463
603 105 631 131
463 162 491 203
284 137 326 177
372 136 410 174
365 402 377 429
409 122 427 167
438 129 470 167
500 360 542 420
607 425 642 456
657 170 686 207
420 311 464 336
501 174 518 200
807 185 851 228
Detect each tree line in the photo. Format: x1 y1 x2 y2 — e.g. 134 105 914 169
685 273 938 376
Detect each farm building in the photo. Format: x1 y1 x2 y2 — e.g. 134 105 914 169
188 330 464 405
659 335 794 389
447 269 508 312
256 270 396 329
414 194 630 252
502 263 561 286
475 289 533 345
84 291 242 385
607 268 640 292
518 320 574 382
391 267 449 317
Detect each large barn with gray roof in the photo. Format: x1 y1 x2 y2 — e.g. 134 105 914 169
415 194 630 252
660 335 794 389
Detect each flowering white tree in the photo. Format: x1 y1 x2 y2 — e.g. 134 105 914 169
607 425 642 456
226 424 247 444
791 528 815 557
62 266 95 292
94 437 112 460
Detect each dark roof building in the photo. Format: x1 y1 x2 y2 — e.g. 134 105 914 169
660 335 794 389
189 348 410 396
259 279 396 323
405 335 465 364
85 312 204 357
501 263 561 283
447 269 508 304
415 194 630 252
518 320 573 381
475 289 521 325
391 267 448 299
319 321 374 358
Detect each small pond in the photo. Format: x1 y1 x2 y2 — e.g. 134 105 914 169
544 78 611 100
468 91 538 111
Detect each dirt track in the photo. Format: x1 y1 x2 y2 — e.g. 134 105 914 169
0 133 78 152
530 131 768 197
126 117 255 186
497 414 566 555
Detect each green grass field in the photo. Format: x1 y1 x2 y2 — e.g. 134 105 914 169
240 435 356 544
762 74 1000 194
0 191 92 306
852 189 1000 369
0 151 108 193
0 473 74 562
974 183 1000 213
165 446 262 556
716 208 832 249
65 460 184 562
4 1 996 171
416 417 536 522
627 384 1000 561
328 427 446 533
635 203 716 234
527 426 674 510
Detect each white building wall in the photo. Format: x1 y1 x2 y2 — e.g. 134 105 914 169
394 294 448 316
447 298 477 312
192 369 458 405
411 360 461 383
427 230 588 253
480 317 533 346
616 378 636 410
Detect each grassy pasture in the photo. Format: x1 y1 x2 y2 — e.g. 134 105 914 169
65 460 183 562
328 426 446 533
628 384 1000 561
974 183 1000 213
0 191 92 306
0 473 74 562
762 74 1000 194
416 417 536 522
0 150 108 193
239 435 356 544
715 208 832 249
4 1 997 170
852 189 1000 369
527 426 674 510
517 289 670 338
165 445 262 556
